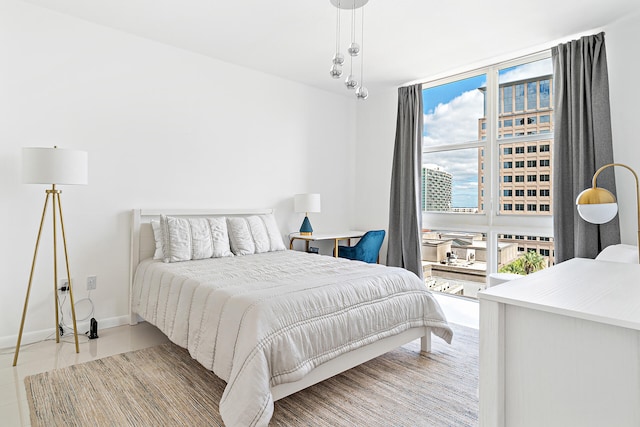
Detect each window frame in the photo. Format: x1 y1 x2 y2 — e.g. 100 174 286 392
421 50 553 277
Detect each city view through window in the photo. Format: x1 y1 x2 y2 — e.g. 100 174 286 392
421 57 555 299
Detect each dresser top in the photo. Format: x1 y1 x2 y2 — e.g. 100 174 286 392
479 258 640 331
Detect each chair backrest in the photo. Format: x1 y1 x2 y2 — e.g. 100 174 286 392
356 230 385 263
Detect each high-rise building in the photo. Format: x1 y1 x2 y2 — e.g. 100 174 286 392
422 165 452 211
477 75 555 265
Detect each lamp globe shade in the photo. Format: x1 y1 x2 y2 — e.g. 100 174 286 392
576 187 618 224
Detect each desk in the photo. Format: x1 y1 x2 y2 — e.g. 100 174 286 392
289 231 365 257
478 258 640 427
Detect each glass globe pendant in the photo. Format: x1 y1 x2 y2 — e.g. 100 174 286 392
345 74 358 89
348 42 360 56
356 86 368 99
330 64 343 79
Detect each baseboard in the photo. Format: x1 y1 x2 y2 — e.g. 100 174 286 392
0 315 132 350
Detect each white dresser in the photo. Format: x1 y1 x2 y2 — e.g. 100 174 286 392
478 258 640 427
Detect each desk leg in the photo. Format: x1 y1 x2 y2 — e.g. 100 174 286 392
334 239 339 257
289 238 294 250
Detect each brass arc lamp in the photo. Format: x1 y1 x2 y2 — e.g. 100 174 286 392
14 146 88 366
575 163 639 262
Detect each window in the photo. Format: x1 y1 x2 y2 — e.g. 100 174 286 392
422 53 554 297
527 175 537 182
518 247 525 252
540 79 550 108
515 84 525 111
515 235 524 240
540 249 550 256
540 189 550 197
527 236 537 241
503 86 513 113
527 82 538 110
540 144 550 152
540 159 550 167
540 204 550 212
540 174 550 182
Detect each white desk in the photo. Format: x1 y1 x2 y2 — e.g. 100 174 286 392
289 231 365 257
478 258 640 427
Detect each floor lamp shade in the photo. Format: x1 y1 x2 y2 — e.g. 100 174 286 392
294 193 321 236
22 147 88 185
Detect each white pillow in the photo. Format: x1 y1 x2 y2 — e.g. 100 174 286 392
595 244 638 263
150 220 164 260
160 215 233 263
227 214 286 256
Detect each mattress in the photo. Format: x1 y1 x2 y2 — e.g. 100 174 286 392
132 250 452 426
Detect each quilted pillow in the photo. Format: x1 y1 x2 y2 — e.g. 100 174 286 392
159 215 232 263
227 214 285 255
150 220 164 260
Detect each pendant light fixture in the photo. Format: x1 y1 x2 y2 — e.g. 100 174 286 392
329 0 369 99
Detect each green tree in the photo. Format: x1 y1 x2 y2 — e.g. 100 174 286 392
499 250 546 275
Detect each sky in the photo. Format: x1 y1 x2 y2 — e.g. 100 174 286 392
422 59 552 208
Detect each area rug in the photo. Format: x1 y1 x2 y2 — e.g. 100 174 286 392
25 323 478 426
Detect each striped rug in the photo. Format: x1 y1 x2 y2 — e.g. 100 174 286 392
25 323 478 426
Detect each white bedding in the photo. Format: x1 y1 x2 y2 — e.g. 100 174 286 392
132 250 452 427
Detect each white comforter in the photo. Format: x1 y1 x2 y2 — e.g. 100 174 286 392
132 250 452 426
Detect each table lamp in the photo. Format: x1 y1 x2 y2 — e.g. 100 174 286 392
14 146 88 366
576 162 639 262
294 193 321 236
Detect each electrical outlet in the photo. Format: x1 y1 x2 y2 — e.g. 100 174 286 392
87 275 97 291
58 278 69 292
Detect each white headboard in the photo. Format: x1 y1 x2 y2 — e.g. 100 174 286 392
128 208 274 324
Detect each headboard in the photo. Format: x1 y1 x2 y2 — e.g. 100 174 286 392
128 208 274 324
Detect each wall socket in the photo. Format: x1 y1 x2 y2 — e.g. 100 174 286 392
87 275 97 291
58 278 70 292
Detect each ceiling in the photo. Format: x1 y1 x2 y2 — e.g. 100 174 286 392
21 0 640 97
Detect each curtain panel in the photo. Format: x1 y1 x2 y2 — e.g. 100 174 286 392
552 32 620 262
387 84 424 278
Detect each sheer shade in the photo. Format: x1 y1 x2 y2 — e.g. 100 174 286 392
294 193 321 213
22 147 88 185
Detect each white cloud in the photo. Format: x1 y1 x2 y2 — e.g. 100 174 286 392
423 89 484 146
499 58 552 84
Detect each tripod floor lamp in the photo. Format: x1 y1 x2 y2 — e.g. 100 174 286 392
14 147 88 366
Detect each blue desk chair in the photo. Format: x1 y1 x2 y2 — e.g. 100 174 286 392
338 230 385 264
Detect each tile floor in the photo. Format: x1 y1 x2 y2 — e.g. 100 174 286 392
0 294 477 426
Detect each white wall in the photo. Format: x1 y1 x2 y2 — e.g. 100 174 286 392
353 14 640 263
605 10 640 246
0 1 357 346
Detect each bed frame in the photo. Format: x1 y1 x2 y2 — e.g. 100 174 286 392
129 208 432 401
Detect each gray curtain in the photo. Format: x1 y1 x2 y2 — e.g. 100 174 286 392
387 84 423 278
553 32 620 262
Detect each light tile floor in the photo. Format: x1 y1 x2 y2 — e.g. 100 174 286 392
0 322 170 427
0 293 477 426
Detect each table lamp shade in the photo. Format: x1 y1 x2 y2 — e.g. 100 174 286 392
22 147 88 185
294 193 321 214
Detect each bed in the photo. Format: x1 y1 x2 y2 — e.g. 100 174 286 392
129 209 453 427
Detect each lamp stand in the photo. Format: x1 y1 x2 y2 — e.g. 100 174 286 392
13 185 80 366
592 163 640 263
